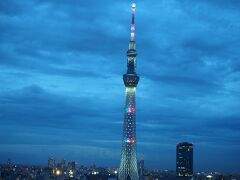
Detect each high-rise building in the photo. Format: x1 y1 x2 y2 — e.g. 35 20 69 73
176 142 193 177
60 159 66 171
48 158 55 169
58 159 66 172
7 158 13 170
119 3 139 180
138 160 144 180
68 161 76 178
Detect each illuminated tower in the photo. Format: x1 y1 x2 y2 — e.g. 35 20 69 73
119 3 139 180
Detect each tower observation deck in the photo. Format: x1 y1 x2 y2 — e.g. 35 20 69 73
118 3 139 180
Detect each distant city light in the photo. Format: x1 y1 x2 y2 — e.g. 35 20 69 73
55 169 61 176
206 175 213 179
92 171 99 175
69 170 74 177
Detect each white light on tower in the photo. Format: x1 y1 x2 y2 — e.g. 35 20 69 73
132 3 136 12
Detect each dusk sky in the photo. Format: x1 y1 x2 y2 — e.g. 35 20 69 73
0 0 240 173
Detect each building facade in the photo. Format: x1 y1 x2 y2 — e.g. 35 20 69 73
176 142 193 177
48 158 56 169
68 161 76 178
138 160 144 180
118 3 139 180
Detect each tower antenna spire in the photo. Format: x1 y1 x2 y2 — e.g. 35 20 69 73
131 3 136 41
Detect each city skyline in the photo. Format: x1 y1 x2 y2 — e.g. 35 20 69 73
0 0 240 173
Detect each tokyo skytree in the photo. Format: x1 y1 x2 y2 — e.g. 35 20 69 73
118 3 139 180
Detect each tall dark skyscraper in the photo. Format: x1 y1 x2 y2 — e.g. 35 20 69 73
60 159 66 171
176 142 193 177
138 160 144 180
48 158 55 169
67 160 76 178
118 3 139 180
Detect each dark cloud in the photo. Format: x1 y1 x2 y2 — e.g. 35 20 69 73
0 0 25 16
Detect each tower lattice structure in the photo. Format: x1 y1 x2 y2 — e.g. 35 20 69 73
119 3 139 180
